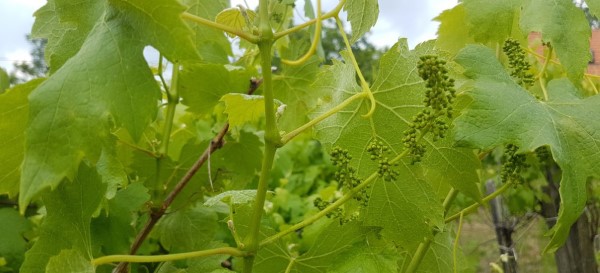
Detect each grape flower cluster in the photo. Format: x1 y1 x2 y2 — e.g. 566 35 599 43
367 140 399 182
500 144 529 184
403 55 456 164
503 38 534 88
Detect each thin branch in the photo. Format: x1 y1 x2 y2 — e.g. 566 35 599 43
113 78 262 273
94 247 247 266
181 12 258 43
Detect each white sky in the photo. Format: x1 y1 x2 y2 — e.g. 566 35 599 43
0 0 457 72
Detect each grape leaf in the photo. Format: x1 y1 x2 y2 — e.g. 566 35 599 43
108 0 199 62
0 208 31 271
215 8 257 38
254 220 372 273
91 182 150 255
344 0 379 44
463 0 520 44
328 243 398 273
313 40 481 248
31 0 104 73
399 231 462 273
0 79 43 197
182 0 231 63
434 4 474 55
21 8 161 210
221 94 269 129
155 204 218 252
273 55 322 132
20 164 105 273
520 0 590 84
454 44 600 252
46 249 94 273
179 64 255 114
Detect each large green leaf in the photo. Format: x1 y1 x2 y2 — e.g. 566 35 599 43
313 40 481 248
108 0 199 62
344 0 379 44
0 208 31 271
20 164 105 273
454 44 600 252
155 204 218 252
31 0 104 73
46 250 95 273
520 0 590 84
0 79 43 197
21 7 161 209
434 4 474 55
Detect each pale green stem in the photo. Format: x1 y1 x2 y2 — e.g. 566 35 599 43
281 0 322 66
92 247 247 266
453 212 465 273
445 182 513 223
158 63 180 156
538 46 553 101
181 12 258 43
273 0 346 40
335 16 376 118
404 238 432 273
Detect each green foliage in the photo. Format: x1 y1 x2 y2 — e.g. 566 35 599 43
2 1 600 273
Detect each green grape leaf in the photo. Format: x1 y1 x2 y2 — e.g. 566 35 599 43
454 44 600 252
91 182 150 255
463 0 520 44
434 4 474 55
31 0 104 73
0 68 9 92
344 0 379 44
220 94 269 129
204 190 258 207
46 249 94 273
215 8 256 38
182 0 231 63
179 64 254 114
399 231 462 273
20 164 105 273
273 56 322 131
108 0 199 62
328 244 399 273
20 9 161 210
155 204 218 252
0 79 43 197
520 0 591 84
254 220 372 273
314 40 481 248
0 208 31 271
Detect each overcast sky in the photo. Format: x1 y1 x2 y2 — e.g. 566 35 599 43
0 0 457 72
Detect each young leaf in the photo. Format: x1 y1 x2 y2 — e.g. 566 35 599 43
344 0 379 44
155 204 218 252
108 0 200 62
204 190 259 207
20 164 105 273
220 94 269 129
520 0 591 84
434 4 474 55
0 79 43 197
454 44 600 252
20 11 161 209
215 7 257 38
462 0 521 44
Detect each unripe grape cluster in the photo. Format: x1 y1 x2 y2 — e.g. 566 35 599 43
313 197 344 219
535 146 552 168
500 144 529 184
503 38 534 88
367 140 399 182
403 55 456 163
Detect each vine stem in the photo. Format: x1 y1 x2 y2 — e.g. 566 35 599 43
92 247 247 266
181 12 258 43
280 92 366 144
158 63 179 156
273 0 346 40
281 0 322 66
111 79 262 273
524 46 600 79
334 16 376 118
242 0 278 271
453 212 465 273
